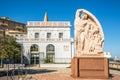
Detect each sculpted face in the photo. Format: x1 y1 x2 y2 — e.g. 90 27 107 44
74 9 104 55
81 12 88 20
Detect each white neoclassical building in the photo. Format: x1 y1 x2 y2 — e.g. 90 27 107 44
16 13 74 65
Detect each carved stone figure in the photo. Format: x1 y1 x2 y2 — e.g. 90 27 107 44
74 9 104 55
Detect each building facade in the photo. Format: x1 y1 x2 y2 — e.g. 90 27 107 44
0 17 26 37
17 13 73 65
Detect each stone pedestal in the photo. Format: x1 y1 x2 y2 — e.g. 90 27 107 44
71 57 109 79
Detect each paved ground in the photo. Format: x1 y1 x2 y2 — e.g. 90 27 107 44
40 64 71 68
34 73 120 80
26 67 120 80
0 76 19 80
0 64 120 80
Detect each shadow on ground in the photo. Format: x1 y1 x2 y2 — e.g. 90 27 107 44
0 68 57 77
27 69 57 74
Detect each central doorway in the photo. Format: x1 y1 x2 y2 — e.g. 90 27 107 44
30 44 40 65
46 44 55 63
30 53 39 65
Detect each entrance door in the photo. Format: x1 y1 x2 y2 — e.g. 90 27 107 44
30 44 40 65
46 44 55 63
30 53 39 65
46 53 55 63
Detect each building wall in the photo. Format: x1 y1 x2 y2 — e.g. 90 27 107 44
27 27 70 39
20 40 71 63
16 22 72 63
0 17 26 36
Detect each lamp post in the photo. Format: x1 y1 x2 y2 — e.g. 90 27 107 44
21 35 24 66
21 35 24 79
21 44 23 65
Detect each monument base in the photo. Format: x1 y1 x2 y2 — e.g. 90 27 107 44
71 56 109 79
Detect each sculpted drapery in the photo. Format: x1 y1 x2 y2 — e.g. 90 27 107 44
74 9 104 54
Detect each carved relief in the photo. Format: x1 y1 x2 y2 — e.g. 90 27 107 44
74 9 104 54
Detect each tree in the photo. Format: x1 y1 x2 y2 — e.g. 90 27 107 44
0 35 21 66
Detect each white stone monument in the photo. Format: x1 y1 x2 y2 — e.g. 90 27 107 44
71 9 109 78
74 9 104 56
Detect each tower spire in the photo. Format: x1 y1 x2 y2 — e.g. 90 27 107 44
44 12 48 22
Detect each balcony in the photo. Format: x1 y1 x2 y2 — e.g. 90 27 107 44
0 23 8 27
15 26 23 29
16 38 71 43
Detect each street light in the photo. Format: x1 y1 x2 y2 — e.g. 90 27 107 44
21 43 23 65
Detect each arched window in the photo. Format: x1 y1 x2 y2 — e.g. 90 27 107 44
46 44 55 63
30 44 39 52
46 44 55 53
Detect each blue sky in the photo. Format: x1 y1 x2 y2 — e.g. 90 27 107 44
0 0 120 57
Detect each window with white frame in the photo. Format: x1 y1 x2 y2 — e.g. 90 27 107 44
47 33 51 39
35 33 39 39
59 33 63 39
